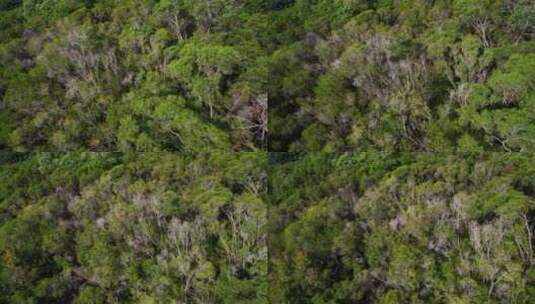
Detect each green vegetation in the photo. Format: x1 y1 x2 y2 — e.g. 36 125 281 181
0 0 269 151
269 153 535 303
1 1 533 151
0 152 267 303
1 1 534 303
268 0 535 152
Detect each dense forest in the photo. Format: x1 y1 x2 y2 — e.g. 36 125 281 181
269 153 535 303
0 0 270 151
1 1 534 151
0 152 267 303
1 0 534 303
268 0 534 152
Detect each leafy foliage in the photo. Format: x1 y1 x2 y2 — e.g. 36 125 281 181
1 1 534 303
0 152 267 303
0 0 270 151
269 153 535 303
268 0 535 152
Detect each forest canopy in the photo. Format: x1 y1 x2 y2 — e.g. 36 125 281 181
269 153 535 303
1 0 534 303
1 0 534 152
0 152 267 303
267 0 535 152
0 0 270 152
